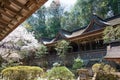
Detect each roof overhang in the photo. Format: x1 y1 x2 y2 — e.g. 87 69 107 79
104 41 120 64
0 0 47 41
45 29 104 46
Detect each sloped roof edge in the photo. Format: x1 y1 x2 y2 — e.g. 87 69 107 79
40 14 120 45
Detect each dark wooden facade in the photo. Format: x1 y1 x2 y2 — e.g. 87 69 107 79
39 14 120 67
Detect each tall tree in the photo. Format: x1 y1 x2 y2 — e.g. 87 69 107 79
61 0 119 31
25 6 47 39
24 0 119 39
103 25 120 43
55 40 70 65
25 0 64 39
45 0 64 38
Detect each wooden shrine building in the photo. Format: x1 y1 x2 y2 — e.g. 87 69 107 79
40 14 120 67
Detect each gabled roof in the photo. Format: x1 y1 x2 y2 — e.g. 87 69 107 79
56 27 86 39
0 0 47 41
40 14 120 45
53 29 72 41
83 14 111 33
106 14 120 25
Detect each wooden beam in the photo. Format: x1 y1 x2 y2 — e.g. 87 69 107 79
0 9 18 21
0 17 14 26
31 0 39 4
0 29 4 33
0 25 9 31
5 5 24 17
0 34 3 37
0 25 5 29
0 0 48 41
11 0 29 11
0 21 11 30
0 22 8 27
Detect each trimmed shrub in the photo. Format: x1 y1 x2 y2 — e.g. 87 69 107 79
48 66 74 80
92 63 116 73
1 66 44 80
92 63 118 80
72 58 83 70
103 64 116 74
92 63 103 73
96 71 118 80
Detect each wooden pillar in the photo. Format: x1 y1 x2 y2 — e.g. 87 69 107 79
77 40 80 52
89 41 92 50
95 40 98 49
84 42 86 51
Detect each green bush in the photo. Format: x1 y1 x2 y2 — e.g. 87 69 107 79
92 63 118 80
103 25 120 43
96 72 118 80
48 66 74 80
92 63 103 73
1 66 44 80
35 44 48 58
103 64 116 74
72 58 83 70
92 63 116 73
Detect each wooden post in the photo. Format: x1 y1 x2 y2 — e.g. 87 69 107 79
83 42 86 51
77 40 80 53
77 69 89 80
95 40 98 50
89 41 93 50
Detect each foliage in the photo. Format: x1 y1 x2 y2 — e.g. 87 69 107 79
103 26 115 43
1 26 38 49
25 0 119 39
0 25 40 67
25 6 47 39
72 57 83 70
48 66 74 80
61 0 119 31
92 63 103 73
25 1 64 39
45 2 63 38
92 63 116 73
0 26 39 63
92 63 117 80
96 71 118 80
55 40 70 58
53 62 60 67
35 44 48 58
103 64 116 74
0 60 21 72
103 25 120 43
1 66 44 80
114 25 120 40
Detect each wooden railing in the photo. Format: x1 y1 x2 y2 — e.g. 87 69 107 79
46 49 107 66
68 49 107 60
69 49 106 54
